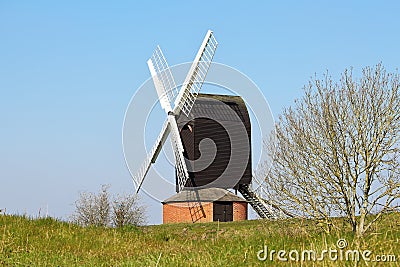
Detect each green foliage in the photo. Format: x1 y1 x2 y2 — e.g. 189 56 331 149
1 213 399 266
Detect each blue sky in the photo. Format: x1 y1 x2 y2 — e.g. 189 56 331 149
1 1 399 224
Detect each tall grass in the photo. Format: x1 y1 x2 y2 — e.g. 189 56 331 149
1 213 399 266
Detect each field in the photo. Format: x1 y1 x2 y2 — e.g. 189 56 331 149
1 213 399 266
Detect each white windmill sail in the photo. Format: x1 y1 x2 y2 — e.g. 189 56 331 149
133 30 218 195
134 46 177 194
173 30 218 116
147 45 178 112
134 119 170 194
168 116 190 191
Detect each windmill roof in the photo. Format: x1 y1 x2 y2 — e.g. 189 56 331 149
197 93 244 102
177 93 250 126
162 187 247 203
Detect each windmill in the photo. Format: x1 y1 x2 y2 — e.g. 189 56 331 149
132 30 279 220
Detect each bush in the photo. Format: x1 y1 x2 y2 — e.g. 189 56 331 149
72 185 146 227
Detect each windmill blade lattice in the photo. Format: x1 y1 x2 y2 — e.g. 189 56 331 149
174 30 218 117
168 116 190 192
134 119 170 194
147 45 179 111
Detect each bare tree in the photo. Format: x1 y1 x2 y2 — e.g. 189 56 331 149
72 185 146 227
266 63 400 237
111 194 146 227
72 185 110 227
97 185 111 226
72 191 99 226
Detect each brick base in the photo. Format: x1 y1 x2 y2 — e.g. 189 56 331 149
163 201 247 224
233 201 247 221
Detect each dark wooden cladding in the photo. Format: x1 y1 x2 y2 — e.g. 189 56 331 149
177 94 252 191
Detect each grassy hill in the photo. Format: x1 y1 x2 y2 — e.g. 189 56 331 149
1 213 399 266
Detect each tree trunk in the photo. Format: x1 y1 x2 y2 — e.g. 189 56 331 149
356 210 366 238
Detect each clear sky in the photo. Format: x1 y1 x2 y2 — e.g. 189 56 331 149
1 1 399 224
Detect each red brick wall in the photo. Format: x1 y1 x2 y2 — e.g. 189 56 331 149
233 202 247 221
163 201 248 224
163 202 213 224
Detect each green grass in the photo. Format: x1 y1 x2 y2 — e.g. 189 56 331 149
1 213 399 266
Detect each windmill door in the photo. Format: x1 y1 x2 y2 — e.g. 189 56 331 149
213 202 233 222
